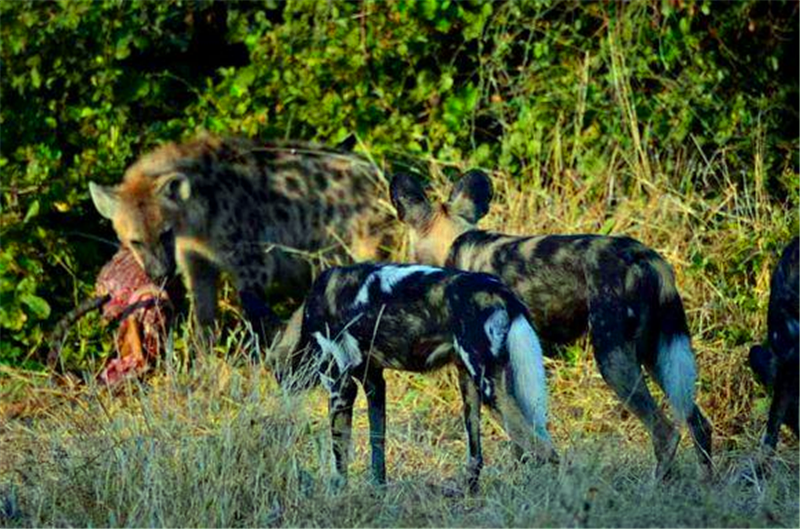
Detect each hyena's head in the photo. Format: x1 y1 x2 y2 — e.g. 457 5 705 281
89 154 192 281
390 170 493 266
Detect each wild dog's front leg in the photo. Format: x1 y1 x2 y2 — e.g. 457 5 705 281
364 370 387 486
177 250 219 354
329 376 358 489
763 376 792 451
457 364 483 493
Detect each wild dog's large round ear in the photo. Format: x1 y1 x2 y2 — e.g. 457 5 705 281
155 172 191 203
89 182 120 220
447 169 493 224
390 172 433 229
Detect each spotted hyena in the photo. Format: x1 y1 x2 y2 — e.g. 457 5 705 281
270 263 557 492
390 170 713 480
89 134 395 346
749 236 799 450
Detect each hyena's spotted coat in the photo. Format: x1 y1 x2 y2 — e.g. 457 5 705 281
90 134 396 344
391 170 714 480
271 263 557 491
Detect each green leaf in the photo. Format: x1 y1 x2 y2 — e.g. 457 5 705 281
20 293 50 320
23 200 39 223
30 67 41 88
0 304 27 332
234 66 256 92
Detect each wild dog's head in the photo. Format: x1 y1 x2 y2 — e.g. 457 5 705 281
89 145 193 280
390 170 493 266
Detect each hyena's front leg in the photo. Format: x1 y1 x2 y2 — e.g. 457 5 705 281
364 369 387 486
329 375 358 490
178 250 219 354
457 363 483 493
229 246 281 351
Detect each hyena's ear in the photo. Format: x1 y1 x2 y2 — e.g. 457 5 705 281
390 172 433 230
155 173 191 204
89 182 120 220
447 169 493 224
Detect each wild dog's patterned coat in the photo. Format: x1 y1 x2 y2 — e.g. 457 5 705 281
272 263 556 491
749 236 799 449
391 170 714 480
89 135 395 343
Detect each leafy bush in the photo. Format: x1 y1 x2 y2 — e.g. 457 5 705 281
1 0 797 370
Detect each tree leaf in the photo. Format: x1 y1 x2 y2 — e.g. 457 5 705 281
20 293 51 320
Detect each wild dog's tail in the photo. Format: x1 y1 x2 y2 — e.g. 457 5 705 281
651 260 698 423
505 314 550 441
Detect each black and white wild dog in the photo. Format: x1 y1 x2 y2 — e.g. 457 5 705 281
390 170 713 480
749 236 799 450
270 263 557 491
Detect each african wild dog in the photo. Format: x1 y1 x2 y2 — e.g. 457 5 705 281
270 263 557 492
749 237 799 450
390 170 714 480
89 134 395 346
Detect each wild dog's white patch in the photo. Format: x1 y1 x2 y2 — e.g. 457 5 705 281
482 379 493 399
313 331 363 374
353 265 441 307
656 334 697 422
627 307 635 318
484 308 509 357
453 338 477 378
506 315 550 441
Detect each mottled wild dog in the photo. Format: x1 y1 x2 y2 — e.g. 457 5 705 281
89 134 395 346
749 237 799 450
391 170 713 480
270 263 557 491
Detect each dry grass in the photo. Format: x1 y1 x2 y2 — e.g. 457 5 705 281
1 348 797 528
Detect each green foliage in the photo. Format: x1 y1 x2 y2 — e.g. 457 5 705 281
1 0 797 370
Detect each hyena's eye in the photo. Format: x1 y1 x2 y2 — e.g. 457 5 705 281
129 240 144 250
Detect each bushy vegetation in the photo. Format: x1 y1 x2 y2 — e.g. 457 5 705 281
1 0 797 369
1 1 798 526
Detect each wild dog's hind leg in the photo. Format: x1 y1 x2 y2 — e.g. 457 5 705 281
589 298 679 480
491 372 558 466
456 363 483 493
363 369 387 486
686 405 713 478
328 375 358 489
645 335 713 477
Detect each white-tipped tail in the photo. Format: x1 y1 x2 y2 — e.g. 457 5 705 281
506 315 550 440
656 334 697 422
